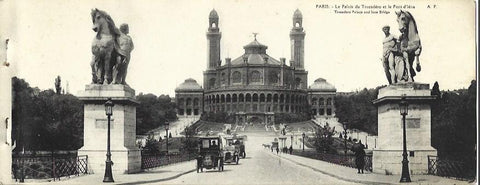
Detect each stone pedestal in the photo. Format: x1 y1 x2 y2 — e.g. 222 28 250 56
78 84 141 174
372 82 437 175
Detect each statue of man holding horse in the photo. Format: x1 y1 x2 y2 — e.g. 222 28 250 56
382 10 422 84
90 8 134 85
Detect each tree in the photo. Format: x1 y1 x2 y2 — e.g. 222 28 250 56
54 76 61 95
430 80 476 177
314 123 336 153
431 81 441 97
12 77 83 151
143 137 161 154
136 93 177 135
182 125 198 154
334 87 380 135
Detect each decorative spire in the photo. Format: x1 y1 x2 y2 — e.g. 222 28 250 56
252 32 258 41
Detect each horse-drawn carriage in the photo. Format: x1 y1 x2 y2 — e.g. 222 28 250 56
196 136 224 172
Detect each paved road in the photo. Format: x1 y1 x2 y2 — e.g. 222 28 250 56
161 134 361 185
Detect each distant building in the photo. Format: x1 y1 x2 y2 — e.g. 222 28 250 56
175 9 336 124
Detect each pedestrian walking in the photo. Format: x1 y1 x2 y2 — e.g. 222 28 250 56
353 140 366 174
276 147 279 154
289 145 293 154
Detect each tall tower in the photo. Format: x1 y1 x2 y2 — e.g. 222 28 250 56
207 9 221 70
290 9 305 70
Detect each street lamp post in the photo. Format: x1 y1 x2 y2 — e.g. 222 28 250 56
302 132 305 151
165 121 170 155
103 98 114 183
342 122 348 157
399 96 411 183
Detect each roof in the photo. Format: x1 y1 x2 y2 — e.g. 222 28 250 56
175 78 203 91
309 78 336 92
209 9 218 19
228 39 282 66
293 9 302 19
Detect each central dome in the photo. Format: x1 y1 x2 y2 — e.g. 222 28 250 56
229 39 281 66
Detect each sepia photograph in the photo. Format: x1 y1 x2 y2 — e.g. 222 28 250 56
0 0 477 184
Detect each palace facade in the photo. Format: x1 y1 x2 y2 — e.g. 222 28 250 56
175 9 337 124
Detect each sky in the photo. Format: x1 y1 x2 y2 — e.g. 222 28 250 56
1 0 476 97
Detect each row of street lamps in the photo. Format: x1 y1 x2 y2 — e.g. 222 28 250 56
102 96 410 183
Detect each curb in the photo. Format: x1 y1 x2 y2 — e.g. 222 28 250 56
117 169 196 185
268 152 391 185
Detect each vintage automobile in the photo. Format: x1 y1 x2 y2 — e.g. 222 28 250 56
224 134 247 159
236 135 247 158
196 136 224 172
222 143 239 164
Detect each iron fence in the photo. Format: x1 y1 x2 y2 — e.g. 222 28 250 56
427 155 476 180
12 154 88 181
141 152 197 169
292 150 372 171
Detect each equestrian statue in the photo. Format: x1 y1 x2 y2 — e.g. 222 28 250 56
90 8 134 85
382 10 422 84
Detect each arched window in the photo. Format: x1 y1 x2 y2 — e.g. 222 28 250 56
212 23 217 28
295 22 300 27
327 98 332 105
239 94 244 102
253 94 259 102
232 71 242 84
221 94 225 103
267 94 272 102
280 94 284 103
215 95 220 104
178 98 184 107
319 98 325 105
232 94 238 102
193 98 199 106
273 94 279 102
286 94 290 103
295 78 302 88
250 70 262 83
246 93 252 102
311 98 317 105
260 94 265 102
226 94 231 102
209 78 216 89
186 98 192 106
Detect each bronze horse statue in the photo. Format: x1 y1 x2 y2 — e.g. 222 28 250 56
90 9 133 85
395 10 422 83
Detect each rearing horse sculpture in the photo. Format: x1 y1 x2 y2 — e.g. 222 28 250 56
90 9 133 85
395 10 422 83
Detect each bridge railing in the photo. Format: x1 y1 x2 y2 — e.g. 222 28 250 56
291 150 372 172
12 153 88 181
141 152 197 169
427 155 476 180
